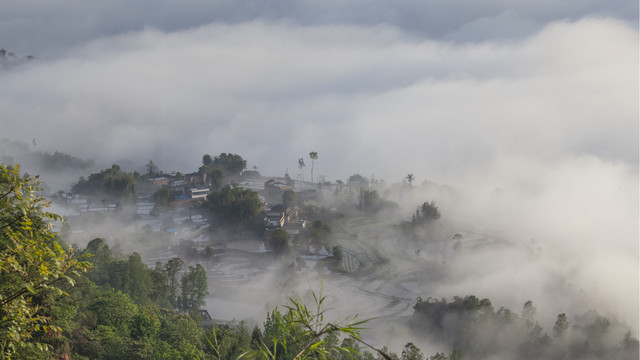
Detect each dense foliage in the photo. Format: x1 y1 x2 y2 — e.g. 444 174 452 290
27 237 212 359
399 201 441 240
201 153 247 178
0 165 89 358
207 185 262 225
269 228 290 256
72 164 136 201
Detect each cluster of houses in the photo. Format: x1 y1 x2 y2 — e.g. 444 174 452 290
57 170 311 245
149 175 308 240
148 172 210 206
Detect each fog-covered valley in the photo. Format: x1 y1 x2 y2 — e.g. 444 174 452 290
0 0 637 358
1 141 637 358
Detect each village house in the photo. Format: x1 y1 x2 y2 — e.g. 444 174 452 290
264 209 285 229
264 203 306 238
164 180 210 206
189 187 209 200
149 176 170 188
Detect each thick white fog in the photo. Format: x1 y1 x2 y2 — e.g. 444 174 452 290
0 0 637 351
0 18 636 186
436 156 638 330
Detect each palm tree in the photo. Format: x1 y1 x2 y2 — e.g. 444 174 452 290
406 173 415 188
309 151 318 183
298 158 306 181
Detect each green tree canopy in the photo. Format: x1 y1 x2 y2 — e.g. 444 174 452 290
83 238 113 285
202 153 247 177
107 252 153 305
165 257 184 308
270 228 290 256
71 164 136 201
401 342 424 360
88 288 138 329
209 166 226 190
207 185 262 225
408 201 441 226
0 164 89 358
202 154 213 166
179 264 208 313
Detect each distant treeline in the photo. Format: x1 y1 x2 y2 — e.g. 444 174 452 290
411 295 639 360
0 138 94 173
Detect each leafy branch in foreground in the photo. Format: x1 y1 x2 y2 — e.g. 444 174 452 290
239 281 394 360
0 164 90 359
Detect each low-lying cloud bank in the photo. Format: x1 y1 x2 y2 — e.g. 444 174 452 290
0 18 636 186
437 155 638 331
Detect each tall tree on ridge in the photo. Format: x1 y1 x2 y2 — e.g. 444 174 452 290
406 174 415 188
309 151 318 183
146 160 159 177
298 158 306 181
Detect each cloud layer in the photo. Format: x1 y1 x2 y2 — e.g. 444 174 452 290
1 18 637 185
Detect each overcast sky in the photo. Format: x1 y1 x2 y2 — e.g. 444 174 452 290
1 0 638 55
1 0 638 334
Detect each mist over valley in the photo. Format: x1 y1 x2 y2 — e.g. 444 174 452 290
0 1 637 358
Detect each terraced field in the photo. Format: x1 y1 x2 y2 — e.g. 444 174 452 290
141 207 508 345
199 214 448 333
